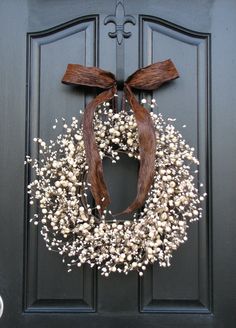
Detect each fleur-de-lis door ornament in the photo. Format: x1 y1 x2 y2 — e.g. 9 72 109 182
104 0 136 45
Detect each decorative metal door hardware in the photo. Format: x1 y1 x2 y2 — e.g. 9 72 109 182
104 0 136 45
0 295 3 319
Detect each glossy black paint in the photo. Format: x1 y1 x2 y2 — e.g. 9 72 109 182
0 0 236 327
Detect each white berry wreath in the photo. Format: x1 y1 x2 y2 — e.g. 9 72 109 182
25 100 205 277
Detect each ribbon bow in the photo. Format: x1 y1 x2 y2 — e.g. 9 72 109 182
62 59 179 214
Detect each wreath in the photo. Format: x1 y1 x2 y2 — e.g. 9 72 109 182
25 60 206 276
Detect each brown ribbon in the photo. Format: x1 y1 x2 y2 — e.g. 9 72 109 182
62 59 179 214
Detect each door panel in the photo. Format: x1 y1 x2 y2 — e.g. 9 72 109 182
25 16 98 314
0 0 236 327
140 16 211 313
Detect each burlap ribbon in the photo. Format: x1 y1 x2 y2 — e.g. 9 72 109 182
62 59 179 214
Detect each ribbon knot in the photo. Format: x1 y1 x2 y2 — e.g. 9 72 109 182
62 59 179 214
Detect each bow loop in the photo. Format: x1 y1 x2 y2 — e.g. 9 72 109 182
62 64 116 89
126 59 179 90
62 60 179 215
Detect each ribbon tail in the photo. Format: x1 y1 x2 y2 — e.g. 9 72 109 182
119 84 156 214
62 60 179 216
83 87 116 214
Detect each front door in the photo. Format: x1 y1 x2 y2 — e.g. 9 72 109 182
0 0 236 327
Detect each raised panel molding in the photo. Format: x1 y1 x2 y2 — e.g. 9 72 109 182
24 16 98 313
139 16 212 314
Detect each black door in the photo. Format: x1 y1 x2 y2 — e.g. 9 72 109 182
0 0 236 327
